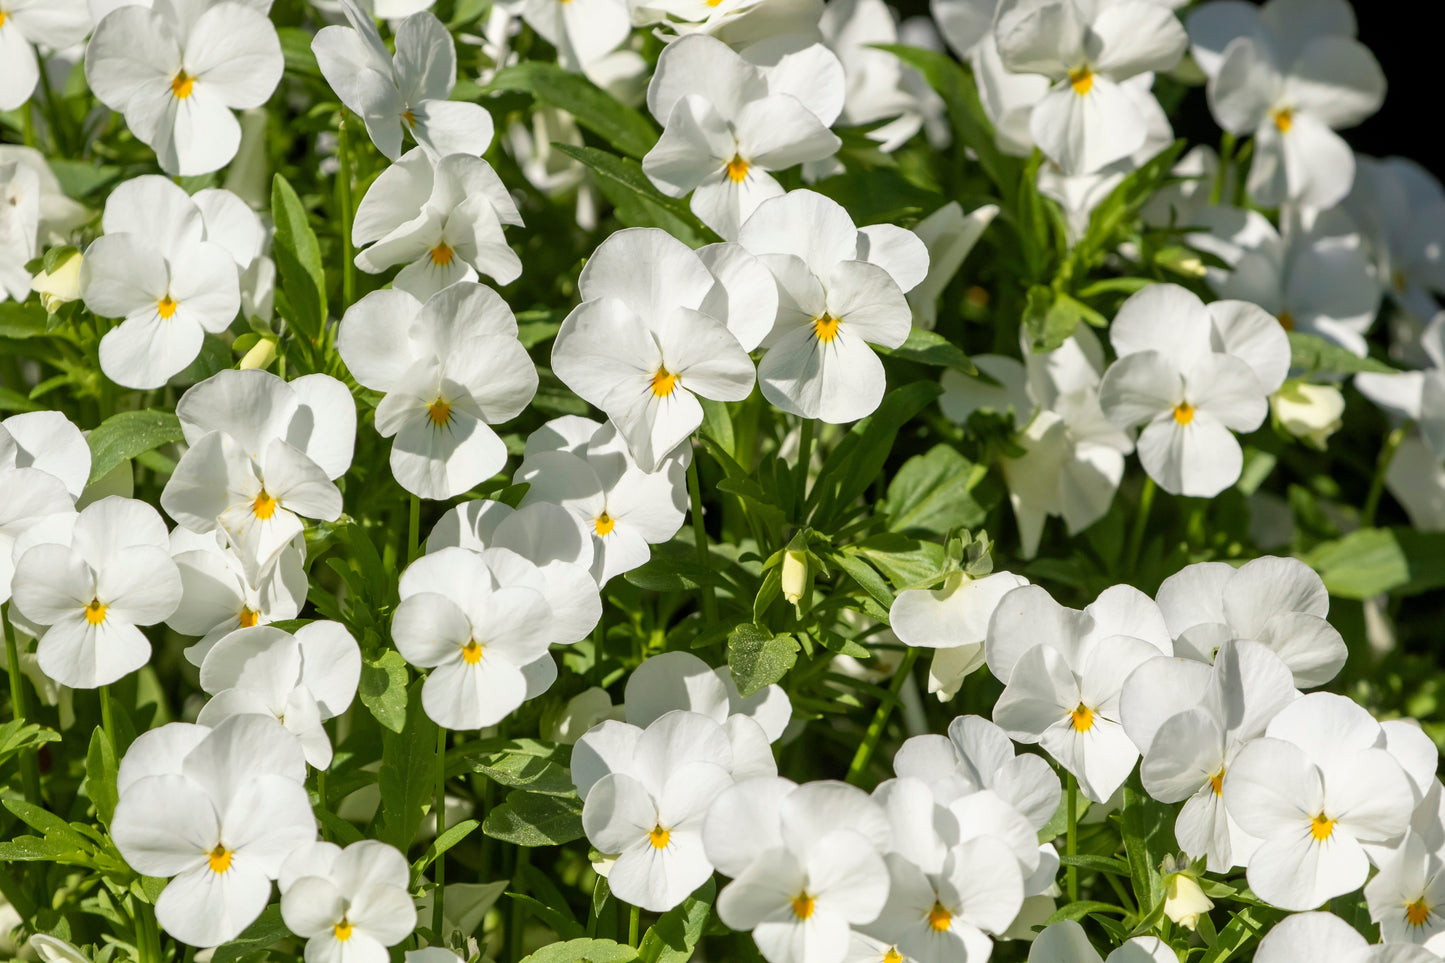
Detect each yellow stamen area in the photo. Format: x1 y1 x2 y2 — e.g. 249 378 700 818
594 512 616 536
0 12 7 27
1173 402 1195 425
649 825 670 849
812 315 841 342
430 242 455 266
1070 704 1094 732
334 919 354 941
462 639 484 665
1209 769 1224 796
651 367 679 397
427 398 452 426
238 607 259 629
1069 67 1094 95
1407 898 1431 927
402 109 417 127
1273 108 1293 133
1310 813 1335 841
157 295 178 319
726 155 750 183
1278 311 1295 331
84 599 107 626
171 71 194 99
927 902 953 932
883 951 904 963
208 845 233 873
252 490 278 520
791 894 815 920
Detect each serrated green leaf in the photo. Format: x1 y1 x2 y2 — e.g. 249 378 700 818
86 409 183 484
1288 332 1396 375
472 739 575 796
483 791 585 846
728 623 799 697
358 649 409 734
885 444 986 536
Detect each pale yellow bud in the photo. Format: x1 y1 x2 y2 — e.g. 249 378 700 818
781 549 809 606
239 337 278 371
1272 382 1345 449
30 252 82 313
1162 871 1213 931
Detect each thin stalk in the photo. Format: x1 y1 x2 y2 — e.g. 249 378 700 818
99 683 117 754
1123 476 1157 575
3 604 42 804
408 496 421 562
1362 424 1408 527
1210 132 1235 206
794 418 815 520
433 726 446 934
628 904 641 948
1066 772 1079 903
336 109 357 309
845 648 918 786
685 453 718 625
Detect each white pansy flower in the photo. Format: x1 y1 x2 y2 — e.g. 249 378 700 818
1343 156 1445 327
1254 910 1438 963
906 202 997 330
1029 921 1178 963
1365 832 1445 952
1 147 89 303
508 0 629 74
0 468 74 605
0 0 90 111
279 840 417 962
1 410 91 501
890 571 1029 701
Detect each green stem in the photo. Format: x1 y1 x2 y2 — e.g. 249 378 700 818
433 725 447 935
1066 771 1079 903
22 102 36 147
628 904 640 948
845 648 918 786
1123 476 1157 575
337 109 356 310
685 452 718 625
1362 424 1408 528
3 604 42 804
408 496 421 563
794 418 815 520
1210 132 1235 206
99 683 117 754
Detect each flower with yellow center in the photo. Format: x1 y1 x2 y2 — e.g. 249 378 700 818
171 71 195 100
1407 898 1432 928
251 489 278 520
649 825 670 849
812 314 841 343
725 155 749 183
157 295 178 319
1209 769 1224 795
1070 704 1094 732
333 919 353 941
1309 813 1335 841
429 242 453 266
238 607 260 628
426 399 452 426
1272 108 1293 134
1172 402 1194 425
208 844 233 873
791 894 815 919
85 598 108 626
651 368 679 397
927 901 953 932
1069 66 1093 95
461 639 484 665
594 512 616 536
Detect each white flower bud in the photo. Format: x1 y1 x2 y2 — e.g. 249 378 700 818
1162 870 1213 930
781 549 809 607
30 251 82 313
1272 382 1345 449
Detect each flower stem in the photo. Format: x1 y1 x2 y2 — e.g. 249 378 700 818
408 495 421 563
337 109 357 310
685 452 718 625
3 604 42 804
1123 476 1156 575
433 725 446 935
794 418 815 521
1362 424 1409 528
99 683 117 754
628 904 640 948
845 647 918 787
1065 771 1079 903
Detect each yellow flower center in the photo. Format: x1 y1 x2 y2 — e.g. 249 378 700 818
594 512 616 536
1069 67 1094 95
1273 108 1293 133
1407 898 1431 927
651 367 679 397
334 919 353 941
84 599 107 626
791 894 815 919
812 315 841 342
0 12 7 27
1310 813 1335 841
208 845 233 873
238 607 259 628
157 295 178 319
462 639 484 665
1278 311 1294 331
882 951 903 963
430 242 454 266
252 490 278 520
1209 769 1224 795
427 398 452 426
928 901 953 932
649 825 670 849
1173 402 1195 425
726 155 749 183
171 71 195 99
402 109 417 127
1070 704 1094 732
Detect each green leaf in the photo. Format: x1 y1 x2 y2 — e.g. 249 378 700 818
1119 780 1176 920
812 168 943 226
483 791 586 846
376 680 437 849
1058 854 1131 876
4 799 89 849
85 727 120 826
519 938 638 963
472 739 575 796
486 62 656 158
0 836 84 861
86 409 184 484
639 879 715 963
1022 285 1086 353
552 144 709 245
1304 527 1445 599
625 540 717 592
809 381 942 524
833 552 895 609
728 623 800 697
413 819 480 874
357 649 410 734
1076 138 1187 266
277 26 321 79
271 173 327 343
1288 332 1396 375
0 301 48 339
852 534 949 590
211 906 291 963
1198 906 1282 963
885 445 987 536
877 328 977 375
1043 901 1129 925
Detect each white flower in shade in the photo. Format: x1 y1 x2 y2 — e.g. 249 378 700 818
1152 556 1348 687
0 468 74 605
507 0 629 74
890 571 1029 701
1365 833 1445 952
704 779 892 963
517 416 687 585
278 839 417 962
992 0 1186 176
161 370 356 579
1272 381 1345 449
552 229 758 471
1185 0 1353 78
0 0 90 110
642 35 843 240
1200 22 1384 210
1186 206 1379 356
84 0 283 176
80 176 242 390
628 0 820 44
1 410 91 501
575 710 737 912
198 622 361 769
906 202 998 330
353 149 522 299
167 528 307 667
1122 640 1299 872
1225 693 1414 911
191 185 274 324
987 583 1172 802
313 1 493 161
1344 156 1445 325
111 715 315 948
1028 921 1178 963
10 496 182 689
1 147 89 303
738 189 927 423
338 284 537 499
1254 911 1439 963
391 547 555 729
893 715 1062 833
1099 284 1289 498
969 30 1051 157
